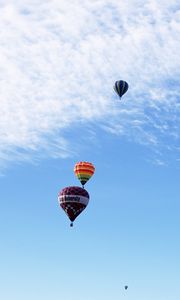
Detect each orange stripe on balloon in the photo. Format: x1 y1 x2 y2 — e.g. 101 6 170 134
75 169 94 175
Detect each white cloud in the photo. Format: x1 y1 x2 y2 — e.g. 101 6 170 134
0 0 179 166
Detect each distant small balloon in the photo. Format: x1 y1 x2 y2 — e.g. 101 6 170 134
124 285 128 290
114 80 129 99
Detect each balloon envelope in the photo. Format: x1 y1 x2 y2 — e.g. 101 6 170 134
114 80 129 98
58 186 89 223
74 162 95 187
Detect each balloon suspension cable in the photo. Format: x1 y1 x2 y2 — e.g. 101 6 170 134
70 222 73 227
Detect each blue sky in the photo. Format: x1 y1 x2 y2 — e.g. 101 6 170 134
0 1 180 300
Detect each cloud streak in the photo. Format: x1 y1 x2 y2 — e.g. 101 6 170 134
0 0 179 166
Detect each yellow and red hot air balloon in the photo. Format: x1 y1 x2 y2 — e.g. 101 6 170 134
74 162 95 187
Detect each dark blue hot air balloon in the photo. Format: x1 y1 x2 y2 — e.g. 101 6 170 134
124 285 128 290
114 80 129 99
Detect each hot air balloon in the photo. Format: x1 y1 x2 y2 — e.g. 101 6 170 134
114 80 129 99
58 186 89 226
124 285 128 290
74 162 95 187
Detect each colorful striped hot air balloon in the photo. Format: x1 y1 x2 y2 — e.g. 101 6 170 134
58 186 89 226
74 162 95 187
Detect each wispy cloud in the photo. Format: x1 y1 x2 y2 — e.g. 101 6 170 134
0 0 179 166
